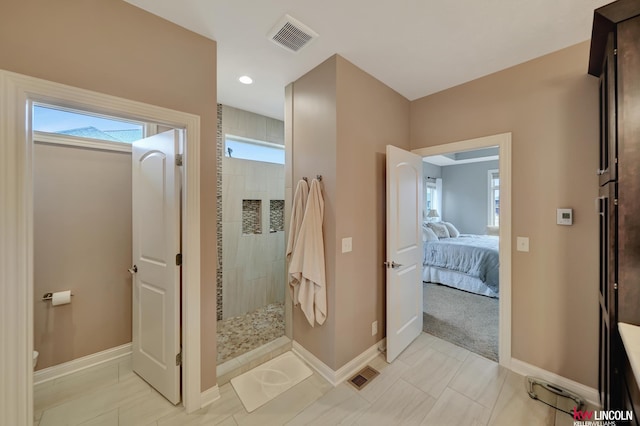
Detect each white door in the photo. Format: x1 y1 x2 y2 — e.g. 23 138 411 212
132 130 181 404
386 145 423 362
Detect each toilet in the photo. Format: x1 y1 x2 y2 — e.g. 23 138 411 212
33 351 39 369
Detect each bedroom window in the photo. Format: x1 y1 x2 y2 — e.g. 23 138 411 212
488 169 500 226
425 182 437 213
225 135 284 164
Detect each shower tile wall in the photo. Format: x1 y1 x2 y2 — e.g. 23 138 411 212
220 105 285 319
216 104 223 320
222 158 285 318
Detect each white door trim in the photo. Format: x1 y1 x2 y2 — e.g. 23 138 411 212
0 69 202 425
412 132 512 367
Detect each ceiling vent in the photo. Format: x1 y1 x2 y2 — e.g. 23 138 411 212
267 14 318 53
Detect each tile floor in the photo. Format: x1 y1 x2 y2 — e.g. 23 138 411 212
34 332 586 426
217 302 285 364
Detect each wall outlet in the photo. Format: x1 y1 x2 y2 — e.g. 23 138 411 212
371 320 378 336
342 237 352 253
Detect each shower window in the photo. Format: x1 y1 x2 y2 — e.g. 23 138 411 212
225 135 284 164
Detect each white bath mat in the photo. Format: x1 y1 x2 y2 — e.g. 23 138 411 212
231 351 313 412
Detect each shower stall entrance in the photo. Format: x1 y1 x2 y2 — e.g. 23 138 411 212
216 105 289 377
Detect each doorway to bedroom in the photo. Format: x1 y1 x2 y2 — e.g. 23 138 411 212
413 133 511 365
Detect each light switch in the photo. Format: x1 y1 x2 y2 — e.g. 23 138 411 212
342 237 352 253
517 237 529 252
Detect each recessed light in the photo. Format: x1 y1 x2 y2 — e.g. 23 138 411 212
239 75 253 85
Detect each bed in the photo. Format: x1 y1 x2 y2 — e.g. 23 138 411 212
422 233 500 298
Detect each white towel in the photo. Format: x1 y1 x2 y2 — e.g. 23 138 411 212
287 179 309 303
288 178 326 326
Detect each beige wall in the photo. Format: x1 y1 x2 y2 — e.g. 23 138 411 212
410 41 599 388
34 143 132 370
289 55 410 369
0 0 218 390
289 56 339 367
334 57 411 367
290 44 598 388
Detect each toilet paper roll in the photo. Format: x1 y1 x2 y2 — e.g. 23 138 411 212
51 290 71 306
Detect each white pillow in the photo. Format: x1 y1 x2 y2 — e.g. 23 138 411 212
426 222 450 238
443 222 460 238
422 226 439 242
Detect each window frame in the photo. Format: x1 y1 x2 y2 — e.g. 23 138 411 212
424 179 437 219
224 134 284 164
488 169 500 226
32 103 147 147
31 102 155 152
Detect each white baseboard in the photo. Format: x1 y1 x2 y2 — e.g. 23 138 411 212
293 339 385 386
510 358 599 407
200 385 221 408
34 343 132 385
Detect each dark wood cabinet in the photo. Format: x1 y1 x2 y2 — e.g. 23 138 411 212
589 0 640 411
598 32 616 187
598 182 617 408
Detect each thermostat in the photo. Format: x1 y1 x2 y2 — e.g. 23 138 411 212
557 208 573 225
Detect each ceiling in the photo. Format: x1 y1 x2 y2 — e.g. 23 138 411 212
424 147 499 166
125 0 609 121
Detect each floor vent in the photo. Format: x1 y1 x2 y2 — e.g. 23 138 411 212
267 14 318 53
348 366 379 390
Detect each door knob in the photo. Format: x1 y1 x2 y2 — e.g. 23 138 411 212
128 265 138 274
384 261 403 269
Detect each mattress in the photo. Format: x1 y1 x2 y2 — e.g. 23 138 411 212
422 234 499 296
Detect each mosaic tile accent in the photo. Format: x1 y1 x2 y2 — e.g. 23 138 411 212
242 199 262 234
270 199 284 232
216 103 223 321
216 302 285 364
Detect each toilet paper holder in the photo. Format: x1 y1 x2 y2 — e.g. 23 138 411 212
42 292 74 302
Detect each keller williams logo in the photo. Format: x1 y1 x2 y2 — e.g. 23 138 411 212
573 406 633 425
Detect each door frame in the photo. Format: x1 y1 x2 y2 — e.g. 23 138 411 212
412 132 512 366
0 70 202 425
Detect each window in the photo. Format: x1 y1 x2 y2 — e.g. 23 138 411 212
225 135 284 164
488 169 500 226
424 180 438 220
33 104 144 143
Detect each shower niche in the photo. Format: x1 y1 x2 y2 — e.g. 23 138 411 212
270 200 284 233
242 199 262 235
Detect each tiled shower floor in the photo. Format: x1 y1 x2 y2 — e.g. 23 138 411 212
216 302 285 364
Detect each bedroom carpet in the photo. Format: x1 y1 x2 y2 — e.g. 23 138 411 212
422 282 499 362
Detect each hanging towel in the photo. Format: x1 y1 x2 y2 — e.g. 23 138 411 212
287 179 309 303
288 178 326 326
